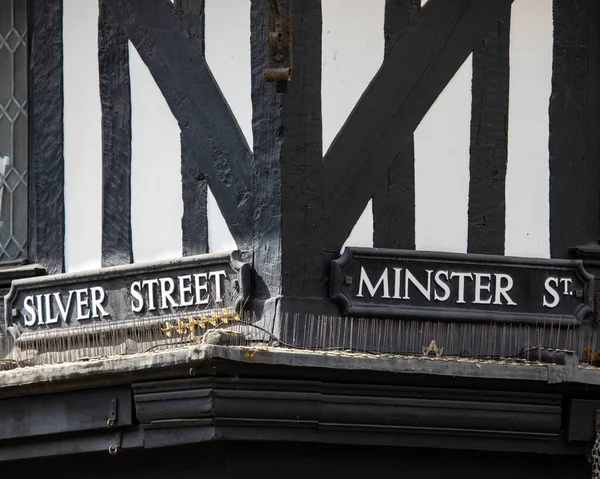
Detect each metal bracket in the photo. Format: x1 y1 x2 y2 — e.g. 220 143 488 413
108 431 122 456
264 0 293 89
107 398 118 427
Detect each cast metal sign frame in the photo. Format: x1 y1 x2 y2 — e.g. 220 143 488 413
4 251 250 343
331 248 594 326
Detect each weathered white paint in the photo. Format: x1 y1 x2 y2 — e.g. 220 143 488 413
322 0 385 156
344 200 374 250
204 0 251 252
322 0 385 249
505 0 552 258
414 56 473 254
207 187 237 252
63 0 102 272
205 0 252 146
129 42 183 263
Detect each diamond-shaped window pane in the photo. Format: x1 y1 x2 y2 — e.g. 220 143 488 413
5 100 21 122
0 0 27 261
5 30 21 51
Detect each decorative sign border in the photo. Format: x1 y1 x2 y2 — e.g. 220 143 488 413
331 248 594 326
4 251 250 343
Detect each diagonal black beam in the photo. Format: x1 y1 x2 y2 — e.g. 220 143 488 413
99 0 133 267
322 0 512 252
174 0 209 257
104 0 253 249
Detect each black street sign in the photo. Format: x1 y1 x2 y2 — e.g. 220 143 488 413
331 248 594 326
5 251 250 335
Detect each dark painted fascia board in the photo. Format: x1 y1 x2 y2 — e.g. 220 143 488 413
133 376 574 454
0 374 583 460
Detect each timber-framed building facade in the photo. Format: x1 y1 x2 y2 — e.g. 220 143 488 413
0 0 600 477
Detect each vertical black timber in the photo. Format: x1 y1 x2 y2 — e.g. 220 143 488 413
28 0 65 274
250 0 324 301
280 0 324 298
373 0 419 250
467 9 511 255
99 0 133 267
549 0 594 258
250 0 283 300
174 0 209 256
589 0 600 252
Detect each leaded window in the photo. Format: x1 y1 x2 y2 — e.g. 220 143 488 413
0 0 27 261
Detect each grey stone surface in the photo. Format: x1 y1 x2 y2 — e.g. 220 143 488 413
0 344 599 400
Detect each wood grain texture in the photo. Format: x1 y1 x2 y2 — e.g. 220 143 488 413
280 0 324 297
322 0 512 252
104 0 253 250
174 0 209 256
467 10 511 255
373 0 419 250
550 0 598 258
99 0 133 267
249 0 283 299
28 0 65 274
249 0 323 299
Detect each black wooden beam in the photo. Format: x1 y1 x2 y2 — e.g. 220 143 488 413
173 0 205 54
373 0 419 250
249 0 283 299
28 0 65 274
280 0 324 298
174 0 209 257
550 0 598 258
467 11 511 255
104 0 253 250
249 0 323 300
322 0 512 252
589 0 600 252
99 0 133 267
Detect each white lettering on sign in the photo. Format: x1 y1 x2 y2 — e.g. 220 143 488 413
357 267 390 299
23 287 111 327
356 267 580 310
543 276 574 309
21 269 228 328
356 267 518 306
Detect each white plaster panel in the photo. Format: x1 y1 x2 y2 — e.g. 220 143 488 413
323 0 385 249
207 187 237 253
63 0 102 272
343 200 374 250
414 56 473 254
204 0 251 252
504 0 552 258
322 0 385 154
205 0 252 147
129 42 183 263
